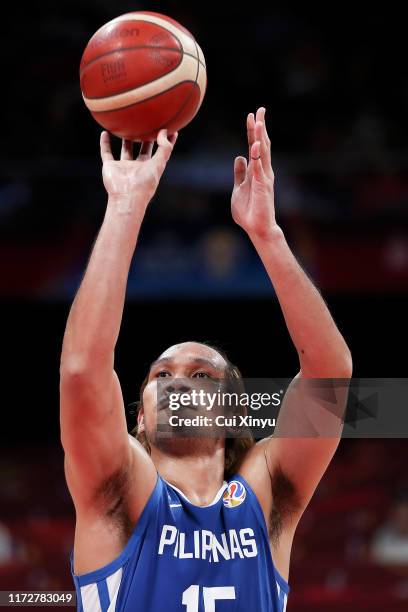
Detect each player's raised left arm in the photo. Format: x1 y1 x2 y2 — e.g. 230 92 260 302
231 108 352 516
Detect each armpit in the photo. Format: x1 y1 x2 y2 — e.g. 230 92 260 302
268 463 301 544
94 464 131 511
93 466 135 537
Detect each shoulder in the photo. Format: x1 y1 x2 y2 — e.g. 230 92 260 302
72 473 163 577
75 437 159 530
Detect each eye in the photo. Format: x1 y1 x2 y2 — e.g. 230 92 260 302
156 370 171 378
193 371 210 378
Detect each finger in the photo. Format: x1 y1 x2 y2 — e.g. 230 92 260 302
168 131 178 145
255 106 266 123
261 107 271 146
100 131 114 162
247 113 255 160
121 139 134 161
250 141 265 182
256 107 269 146
255 120 268 172
234 156 247 187
255 119 273 179
256 108 273 176
137 141 154 160
153 129 177 171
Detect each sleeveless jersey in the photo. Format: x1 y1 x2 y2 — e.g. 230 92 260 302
70 473 289 611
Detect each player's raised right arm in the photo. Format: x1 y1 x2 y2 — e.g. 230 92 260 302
60 130 177 516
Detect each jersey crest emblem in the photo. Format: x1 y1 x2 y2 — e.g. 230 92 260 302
223 480 246 508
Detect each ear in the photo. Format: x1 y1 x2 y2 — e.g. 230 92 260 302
137 407 145 434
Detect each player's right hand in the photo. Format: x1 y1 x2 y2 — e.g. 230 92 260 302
100 129 178 205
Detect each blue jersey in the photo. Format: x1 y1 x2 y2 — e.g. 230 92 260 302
70 473 289 611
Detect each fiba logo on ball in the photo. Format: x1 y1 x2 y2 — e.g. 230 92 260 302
223 481 247 508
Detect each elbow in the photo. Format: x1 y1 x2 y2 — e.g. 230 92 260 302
59 353 94 381
329 347 353 378
300 347 353 379
341 349 353 378
332 349 353 379
60 351 113 385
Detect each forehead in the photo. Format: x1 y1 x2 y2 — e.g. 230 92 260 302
157 342 227 369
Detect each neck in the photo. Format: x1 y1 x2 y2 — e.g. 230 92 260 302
151 438 225 506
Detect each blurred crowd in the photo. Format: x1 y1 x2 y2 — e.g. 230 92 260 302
371 489 408 567
1 2 408 298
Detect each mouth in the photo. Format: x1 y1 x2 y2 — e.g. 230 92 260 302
157 396 199 412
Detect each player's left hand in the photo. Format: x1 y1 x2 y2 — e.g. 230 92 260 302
231 107 278 241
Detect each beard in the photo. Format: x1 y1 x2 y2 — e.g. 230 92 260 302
146 427 223 458
143 400 228 458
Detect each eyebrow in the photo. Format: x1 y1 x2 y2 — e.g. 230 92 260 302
149 356 224 372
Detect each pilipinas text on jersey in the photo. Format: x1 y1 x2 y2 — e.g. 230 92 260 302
70 474 289 611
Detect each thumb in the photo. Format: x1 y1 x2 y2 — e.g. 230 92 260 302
250 141 265 182
234 156 247 187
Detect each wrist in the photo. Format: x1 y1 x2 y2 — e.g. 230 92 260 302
248 224 285 246
107 192 150 217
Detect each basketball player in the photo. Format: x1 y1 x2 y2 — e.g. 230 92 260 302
61 107 352 611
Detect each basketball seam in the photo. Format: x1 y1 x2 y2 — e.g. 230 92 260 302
80 46 179 73
83 51 203 106
80 47 206 74
91 79 198 114
129 82 199 140
155 40 201 139
194 38 207 106
80 49 206 101
193 39 200 87
126 81 198 137
83 20 188 72
81 48 183 100
159 85 199 137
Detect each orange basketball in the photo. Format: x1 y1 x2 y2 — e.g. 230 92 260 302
79 11 207 142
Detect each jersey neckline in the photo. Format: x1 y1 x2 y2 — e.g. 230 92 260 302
163 477 228 507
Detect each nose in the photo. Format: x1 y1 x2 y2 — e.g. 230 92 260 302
163 380 193 396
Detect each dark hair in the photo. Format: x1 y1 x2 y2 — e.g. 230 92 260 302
129 341 254 479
